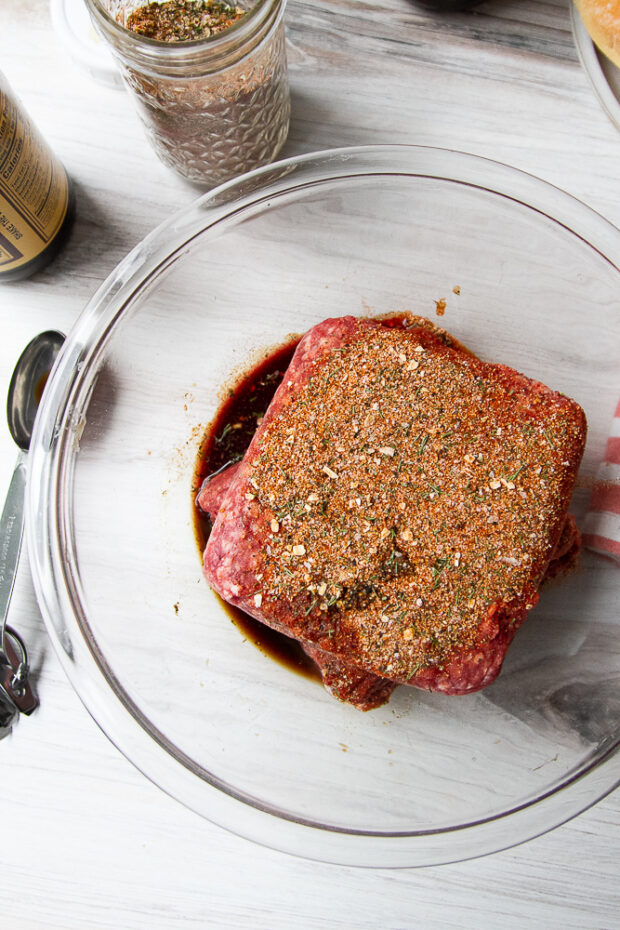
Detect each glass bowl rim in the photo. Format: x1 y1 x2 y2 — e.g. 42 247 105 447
26 143 620 868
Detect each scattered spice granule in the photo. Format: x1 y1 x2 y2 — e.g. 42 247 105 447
453 285 461 295
126 0 246 42
435 298 447 316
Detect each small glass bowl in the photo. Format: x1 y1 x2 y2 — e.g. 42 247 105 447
27 146 620 867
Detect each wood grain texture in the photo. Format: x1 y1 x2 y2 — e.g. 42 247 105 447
1 0 619 927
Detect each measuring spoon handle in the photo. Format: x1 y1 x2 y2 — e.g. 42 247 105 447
0 449 38 719
0 449 27 643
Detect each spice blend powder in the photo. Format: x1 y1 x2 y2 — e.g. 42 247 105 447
126 1 246 42
242 323 585 679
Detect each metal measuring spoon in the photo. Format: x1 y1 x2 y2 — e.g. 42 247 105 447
0 330 65 738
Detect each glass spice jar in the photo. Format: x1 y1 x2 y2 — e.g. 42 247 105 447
84 0 290 186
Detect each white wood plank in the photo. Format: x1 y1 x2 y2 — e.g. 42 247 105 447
1 0 619 927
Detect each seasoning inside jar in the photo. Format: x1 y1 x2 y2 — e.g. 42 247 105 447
126 1 247 42
85 0 290 186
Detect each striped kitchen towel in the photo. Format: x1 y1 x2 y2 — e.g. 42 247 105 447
582 399 620 562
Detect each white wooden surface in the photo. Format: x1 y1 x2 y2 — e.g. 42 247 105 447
1 1 619 927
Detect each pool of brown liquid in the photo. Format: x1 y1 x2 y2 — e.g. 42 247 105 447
192 337 321 681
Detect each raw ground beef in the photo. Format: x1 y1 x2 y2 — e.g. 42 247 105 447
198 316 586 709
199 461 397 709
199 463 580 708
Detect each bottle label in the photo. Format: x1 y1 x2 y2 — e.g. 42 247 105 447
0 83 69 272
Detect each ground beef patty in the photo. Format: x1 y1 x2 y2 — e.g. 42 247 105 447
200 316 586 706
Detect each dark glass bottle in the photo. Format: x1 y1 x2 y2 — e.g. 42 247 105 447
0 72 74 283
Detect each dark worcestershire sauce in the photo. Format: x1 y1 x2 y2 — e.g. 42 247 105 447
192 339 321 681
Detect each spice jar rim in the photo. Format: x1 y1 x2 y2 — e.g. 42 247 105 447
84 0 285 75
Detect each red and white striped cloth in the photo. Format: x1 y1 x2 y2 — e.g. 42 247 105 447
582 399 620 562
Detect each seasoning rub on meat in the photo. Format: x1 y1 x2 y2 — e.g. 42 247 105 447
198 315 586 709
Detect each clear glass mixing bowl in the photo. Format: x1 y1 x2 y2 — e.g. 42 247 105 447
27 145 620 867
